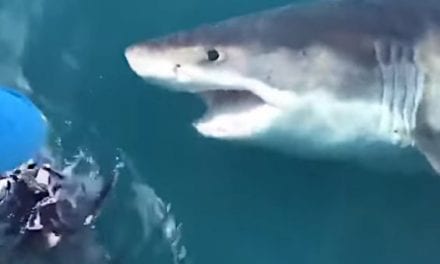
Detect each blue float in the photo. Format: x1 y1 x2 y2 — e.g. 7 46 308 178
0 87 47 172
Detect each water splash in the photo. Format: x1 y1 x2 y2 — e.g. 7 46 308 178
38 143 189 264
0 145 120 264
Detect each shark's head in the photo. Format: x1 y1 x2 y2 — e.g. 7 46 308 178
123 8 323 139
125 2 388 157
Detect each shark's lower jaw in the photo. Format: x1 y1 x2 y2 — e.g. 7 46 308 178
192 90 282 139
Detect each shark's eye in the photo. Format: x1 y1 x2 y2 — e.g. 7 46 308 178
206 49 220 61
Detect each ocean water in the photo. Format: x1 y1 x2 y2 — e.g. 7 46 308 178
2 0 440 263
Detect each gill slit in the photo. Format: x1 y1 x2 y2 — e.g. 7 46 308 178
375 40 425 146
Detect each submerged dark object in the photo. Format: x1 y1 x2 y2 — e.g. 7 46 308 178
0 160 117 253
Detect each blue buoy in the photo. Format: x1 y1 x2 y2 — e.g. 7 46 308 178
0 87 48 172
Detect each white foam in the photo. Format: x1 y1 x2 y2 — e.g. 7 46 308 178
35 168 50 186
46 232 61 248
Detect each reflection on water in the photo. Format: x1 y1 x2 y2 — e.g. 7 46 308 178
0 0 43 91
117 153 187 264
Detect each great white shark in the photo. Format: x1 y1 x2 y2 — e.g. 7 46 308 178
125 0 440 174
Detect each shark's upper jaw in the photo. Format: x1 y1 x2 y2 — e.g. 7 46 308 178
125 45 282 139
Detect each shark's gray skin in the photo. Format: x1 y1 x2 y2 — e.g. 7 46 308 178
125 0 440 174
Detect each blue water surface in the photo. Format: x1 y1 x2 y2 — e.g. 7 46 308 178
2 0 440 263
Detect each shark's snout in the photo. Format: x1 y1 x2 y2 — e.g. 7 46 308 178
124 45 137 64
125 44 175 80
125 45 151 76
125 45 142 74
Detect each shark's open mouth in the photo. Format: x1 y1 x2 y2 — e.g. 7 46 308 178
122 46 284 139
199 90 265 114
193 89 281 139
